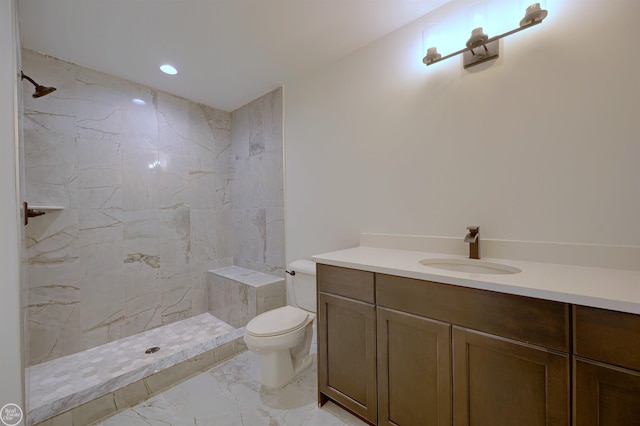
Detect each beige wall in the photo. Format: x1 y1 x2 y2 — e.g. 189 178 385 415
284 0 640 261
0 0 25 415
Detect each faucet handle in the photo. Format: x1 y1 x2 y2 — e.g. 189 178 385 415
466 226 479 234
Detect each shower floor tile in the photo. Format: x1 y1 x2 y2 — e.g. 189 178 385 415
27 313 237 425
95 351 368 426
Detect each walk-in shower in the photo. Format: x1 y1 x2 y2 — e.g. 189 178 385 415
20 49 284 425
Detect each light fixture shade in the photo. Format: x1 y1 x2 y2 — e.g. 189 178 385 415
466 27 489 49
423 47 442 64
520 3 548 27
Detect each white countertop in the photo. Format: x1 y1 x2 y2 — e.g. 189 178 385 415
312 246 640 315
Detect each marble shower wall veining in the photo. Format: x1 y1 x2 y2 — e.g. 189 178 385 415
22 49 283 365
231 89 284 277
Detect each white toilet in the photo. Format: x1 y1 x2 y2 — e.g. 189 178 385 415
243 259 316 388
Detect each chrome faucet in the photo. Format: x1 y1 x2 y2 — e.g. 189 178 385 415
464 226 480 259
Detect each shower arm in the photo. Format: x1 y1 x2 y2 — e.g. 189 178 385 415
21 71 39 88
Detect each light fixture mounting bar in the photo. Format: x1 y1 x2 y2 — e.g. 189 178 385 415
423 18 544 68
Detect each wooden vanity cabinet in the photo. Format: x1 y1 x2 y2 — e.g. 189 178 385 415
573 306 640 425
377 274 570 426
318 265 572 425
317 264 377 424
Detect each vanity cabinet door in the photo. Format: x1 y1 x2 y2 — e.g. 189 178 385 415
318 292 377 424
377 307 451 426
574 357 640 425
453 327 570 426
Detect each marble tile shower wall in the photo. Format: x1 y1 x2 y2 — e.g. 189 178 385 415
22 49 245 365
231 88 284 277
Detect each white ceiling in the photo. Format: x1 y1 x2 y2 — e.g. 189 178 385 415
18 0 450 111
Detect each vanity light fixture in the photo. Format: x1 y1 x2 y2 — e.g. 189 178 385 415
423 3 548 69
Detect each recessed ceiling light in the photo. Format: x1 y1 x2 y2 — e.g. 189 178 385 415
160 64 178 75
132 98 146 105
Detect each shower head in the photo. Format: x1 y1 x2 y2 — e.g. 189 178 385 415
33 84 57 98
21 71 57 98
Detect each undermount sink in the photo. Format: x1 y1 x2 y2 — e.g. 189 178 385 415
419 258 521 275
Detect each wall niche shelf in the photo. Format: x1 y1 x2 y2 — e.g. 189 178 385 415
29 205 64 210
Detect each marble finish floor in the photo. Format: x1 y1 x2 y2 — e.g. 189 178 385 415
94 351 368 426
28 313 237 424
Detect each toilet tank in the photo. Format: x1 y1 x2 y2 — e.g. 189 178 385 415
289 260 317 313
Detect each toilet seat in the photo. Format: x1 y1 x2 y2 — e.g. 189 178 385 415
246 306 309 337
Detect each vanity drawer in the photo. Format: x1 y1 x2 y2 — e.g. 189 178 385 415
574 305 640 371
376 273 570 352
317 264 375 303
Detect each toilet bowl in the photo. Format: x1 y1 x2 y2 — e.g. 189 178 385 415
245 306 315 387
243 260 316 388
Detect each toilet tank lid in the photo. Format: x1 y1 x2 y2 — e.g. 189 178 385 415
288 259 316 276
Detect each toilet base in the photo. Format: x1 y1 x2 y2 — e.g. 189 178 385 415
258 351 313 388
259 350 293 388
294 354 313 376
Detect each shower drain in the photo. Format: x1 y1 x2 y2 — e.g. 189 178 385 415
145 346 160 354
